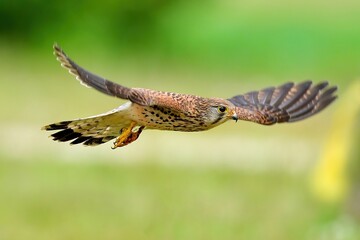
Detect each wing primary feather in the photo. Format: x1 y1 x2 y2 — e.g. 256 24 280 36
230 95 250 106
260 87 275 105
290 95 337 122
287 82 329 114
270 82 294 108
229 81 337 126
278 81 312 110
249 91 259 105
53 44 131 100
288 103 316 121
290 96 337 122
288 83 336 121
318 86 338 100
312 95 337 114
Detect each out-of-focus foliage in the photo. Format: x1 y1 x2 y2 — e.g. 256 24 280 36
311 80 360 203
1 0 360 79
0 0 172 47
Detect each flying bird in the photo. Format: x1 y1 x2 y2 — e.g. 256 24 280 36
42 44 338 149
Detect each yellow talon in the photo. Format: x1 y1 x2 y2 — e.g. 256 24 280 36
112 122 143 149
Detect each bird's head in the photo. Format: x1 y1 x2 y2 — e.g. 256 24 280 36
201 98 238 126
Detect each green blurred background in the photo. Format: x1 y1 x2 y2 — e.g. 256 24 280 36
0 0 359 239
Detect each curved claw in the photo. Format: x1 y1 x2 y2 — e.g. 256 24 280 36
112 122 144 149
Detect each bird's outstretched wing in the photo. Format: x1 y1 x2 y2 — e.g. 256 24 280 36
53 44 131 99
53 44 183 111
228 81 337 125
54 44 196 117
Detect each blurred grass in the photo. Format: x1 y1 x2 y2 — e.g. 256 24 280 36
1 159 359 240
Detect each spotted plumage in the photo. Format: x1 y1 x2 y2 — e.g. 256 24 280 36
42 44 338 149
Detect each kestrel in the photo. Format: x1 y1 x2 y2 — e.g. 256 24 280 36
43 44 338 149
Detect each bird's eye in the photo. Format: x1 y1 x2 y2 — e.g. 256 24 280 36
217 106 227 113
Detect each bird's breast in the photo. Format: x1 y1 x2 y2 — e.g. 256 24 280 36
131 104 210 132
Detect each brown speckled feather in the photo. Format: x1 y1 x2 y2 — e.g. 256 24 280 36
129 88 206 114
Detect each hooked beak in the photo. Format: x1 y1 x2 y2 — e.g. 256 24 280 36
231 111 238 122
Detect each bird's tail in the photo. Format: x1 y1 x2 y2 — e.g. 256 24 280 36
42 112 128 146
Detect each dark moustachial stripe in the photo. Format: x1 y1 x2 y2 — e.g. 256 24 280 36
212 113 225 125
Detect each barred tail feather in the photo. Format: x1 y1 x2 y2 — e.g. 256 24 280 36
42 111 129 146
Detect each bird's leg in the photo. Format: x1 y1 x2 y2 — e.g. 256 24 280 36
119 125 144 148
112 122 144 149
